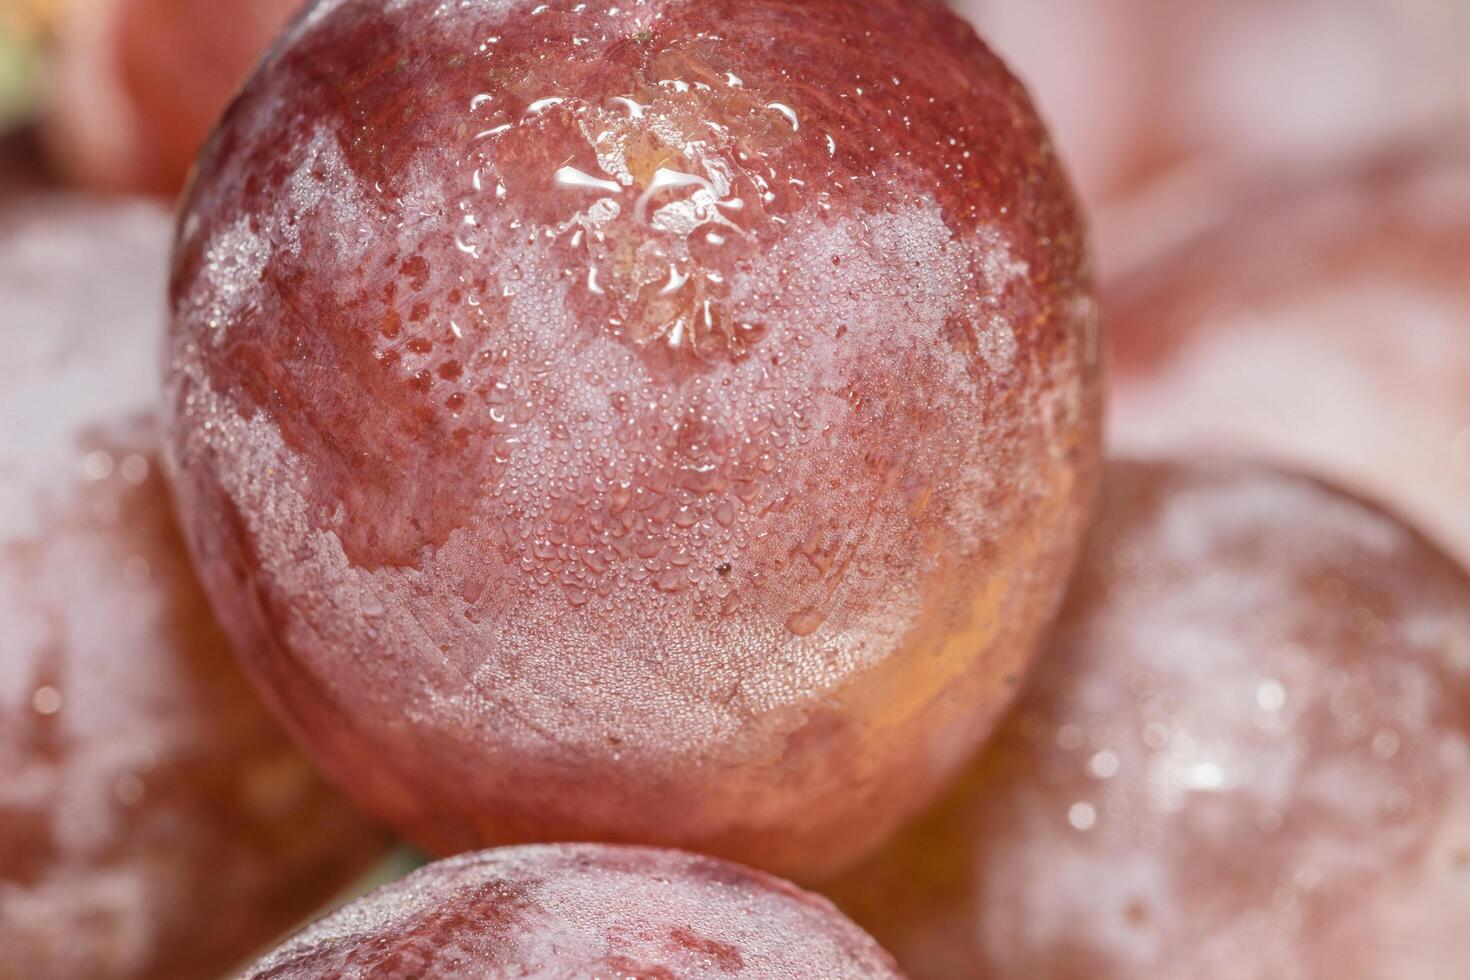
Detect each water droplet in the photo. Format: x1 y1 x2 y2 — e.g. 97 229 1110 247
766 102 800 131
634 167 714 223
1055 724 1085 751
1088 750 1120 779
32 686 63 716
1371 730 1400 759
555 165 623 195
1184 761 1228 791
119 454 150 484
1257 679 1286 712
526 96 565 115
1068 802 1097 831
475 123 513 140
81 450 114 481
785 608 824 636
1142 722 1170 750
609 96 648 119
658 264 690 295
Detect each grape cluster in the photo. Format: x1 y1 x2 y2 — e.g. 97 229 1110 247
5 0 1469 977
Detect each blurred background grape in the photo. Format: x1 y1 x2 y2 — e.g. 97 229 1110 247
956 0 1470 272
43 0 302 193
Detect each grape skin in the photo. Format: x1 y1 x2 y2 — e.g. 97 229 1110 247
244 844 903 979
164 0 1101 878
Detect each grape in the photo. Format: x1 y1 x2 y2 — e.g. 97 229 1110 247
243 844 902 979
162 0 1101 878
0 189 387 980
1108 153 1470 566
828 459 1470 980
956 0 1469 208
44 0 301 194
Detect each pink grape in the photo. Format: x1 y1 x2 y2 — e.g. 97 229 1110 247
829 459 1470 979
244 844 902 979
163 0 1102 878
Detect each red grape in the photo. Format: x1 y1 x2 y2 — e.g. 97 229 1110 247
829 459 1470 979
1108 153 1470 566
957 0 1470 207
44 0 302 194
0 189 387 980
244 844 902 979
162 0 1101 879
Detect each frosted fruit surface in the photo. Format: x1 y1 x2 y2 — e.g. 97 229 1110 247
828 459 1470 980
164 0 1101 877
0 191 386 980
45 0 302 194
244 844 903 979
1108 156 1470 566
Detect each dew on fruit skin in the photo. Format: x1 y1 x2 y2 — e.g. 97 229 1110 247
1066 801 1097 831
166 0 1099 881
118 453 150 484
633 167 718 223
608 96 648 119
31 685 64 716
526 96 565 115
80 450 115 481
785 608 825 637
766 102 800 131
554 165 623 195
1088 750 1120 779
240 845 901 979
1257 678 1286 712
1055 724 1085 751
